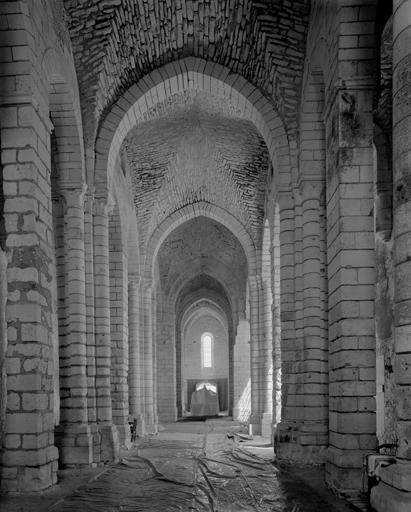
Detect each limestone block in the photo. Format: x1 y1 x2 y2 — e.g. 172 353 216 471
371 482 411 512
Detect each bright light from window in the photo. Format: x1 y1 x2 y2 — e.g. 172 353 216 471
202 333 213 368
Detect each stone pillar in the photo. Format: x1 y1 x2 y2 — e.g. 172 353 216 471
324 81 376 492
275 190 300 458
155 295 177 422
128 276 144 435
84 191 100 462
0 102 60 490
300 180 328 462
293 189 305 429
371 2 411 510
260 277 273 438
271 205 282 431
248 275 262 435
140 277 157 434
151 286 158 424
93 197 119 463
0 248 6 452
108 214 131 448
271 297 282 426
233 316 251 422
55 186 93 466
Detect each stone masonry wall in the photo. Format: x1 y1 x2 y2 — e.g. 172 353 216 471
109 203 130 447
316 0 377 494
65 0 310 150
274 0 379 496
173 279 233 419
233 317 251 423
0 0 69 489
183 315 229 402
0 0 138 489
155 292 176 422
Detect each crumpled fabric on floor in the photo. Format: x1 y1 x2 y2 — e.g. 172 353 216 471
48 428 339 512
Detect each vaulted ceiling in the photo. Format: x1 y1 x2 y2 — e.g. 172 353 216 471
61 0 310 291
121 90 269 256
157 216 247 303
63 0 311 143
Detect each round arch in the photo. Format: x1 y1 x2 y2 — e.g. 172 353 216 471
182 300 229 336
178 298 231 417
163 257 245 306
145 204 256 276
173 275 234 418
93 57 291 197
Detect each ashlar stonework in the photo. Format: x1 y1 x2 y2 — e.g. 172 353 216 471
0 1 410 512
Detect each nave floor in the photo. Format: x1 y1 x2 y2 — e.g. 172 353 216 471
1 419 359 512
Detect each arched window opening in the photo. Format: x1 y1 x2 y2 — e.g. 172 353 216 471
201 332 213 368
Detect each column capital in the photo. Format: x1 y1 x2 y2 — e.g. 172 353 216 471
140 275 152 290
93 195 109 216
84 186 95 214
298 179 325 201
128 274 141 289
60 183 87 209
93 191 116 216
292 186 302 204
248 274 262 290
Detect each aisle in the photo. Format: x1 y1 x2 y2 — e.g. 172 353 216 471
45 419 354 512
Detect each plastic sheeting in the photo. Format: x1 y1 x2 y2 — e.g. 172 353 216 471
49 431 333 512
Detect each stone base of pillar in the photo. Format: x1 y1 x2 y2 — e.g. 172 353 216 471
371 462 411 512
89 423 101 465
249 413 262 436
158 407 178 423
55 424 93 467
276 440 327 465
115 423 132 449
261 412 273 438
0 449 58 492
98 424 119 464
274 421 327 464
134 414 146 437
144 412 158 435
371 482 411 512
325 447 365 497
232 406 241 422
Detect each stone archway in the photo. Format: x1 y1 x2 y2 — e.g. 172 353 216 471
93 57 291 200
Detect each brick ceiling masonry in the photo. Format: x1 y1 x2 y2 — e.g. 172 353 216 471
63 0 311 144
157 216 247 300
62 0 310 279
121 91 269 254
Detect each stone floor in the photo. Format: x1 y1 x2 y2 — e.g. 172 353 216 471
1 418 366 512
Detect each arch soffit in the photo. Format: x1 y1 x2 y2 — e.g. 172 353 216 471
182 303 228 338
299 37 329 127
108 179 133 256
298 38 329 184
147 205 256 277
42 48 85 185
109 153 141 276
301 37 330 96
176 283 232 326
94 57 291 196
182 299 227 325
163 254 246 301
